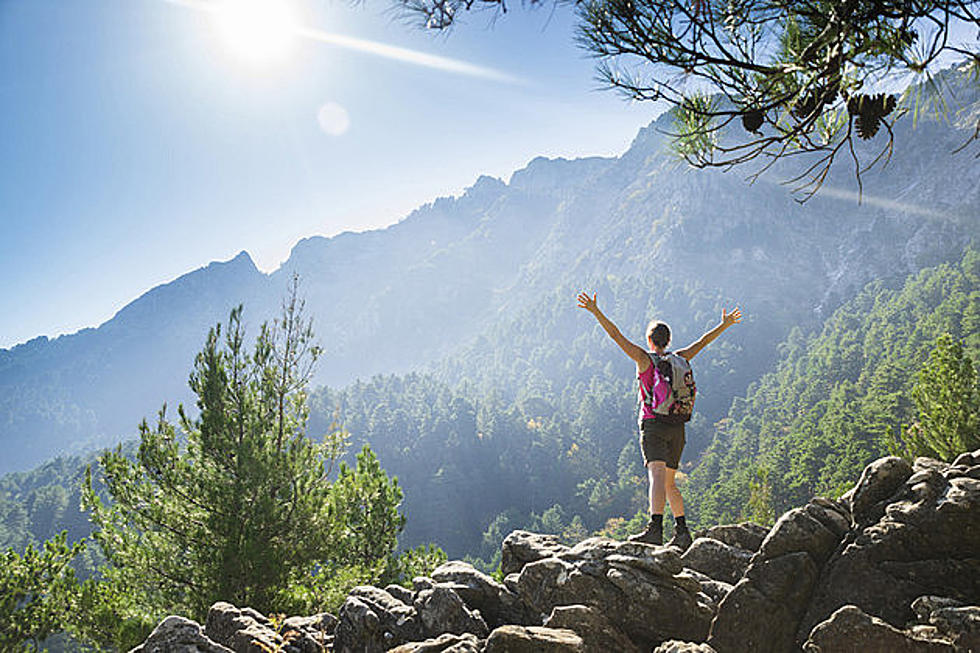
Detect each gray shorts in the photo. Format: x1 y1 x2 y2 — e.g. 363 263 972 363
640 419 685 469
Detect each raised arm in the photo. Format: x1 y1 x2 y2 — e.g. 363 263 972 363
577 292 651 372
676 307 743 361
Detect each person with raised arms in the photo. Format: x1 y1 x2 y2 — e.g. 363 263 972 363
577 292 742 548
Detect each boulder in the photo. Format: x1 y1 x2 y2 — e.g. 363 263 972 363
131 615 232 653
501 530 569 575
543 604 640 653
848 455 913 527
697 522 769 552
386 584 417 605
680 537 752 584
800 453 980 638
708 498 849 653
429 560 537 627
203 603 281 653
333 586 422 653
387 632 485 653
483 625 584 652
280 613 336 653
513 537 713 649
654 642 717 653
930 607 980 651
803 605 954 652
414 585 489 639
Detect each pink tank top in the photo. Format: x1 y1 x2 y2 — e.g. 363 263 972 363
637 355 670 423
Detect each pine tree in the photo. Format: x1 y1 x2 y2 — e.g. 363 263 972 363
900 333 980 461
82 279 401 624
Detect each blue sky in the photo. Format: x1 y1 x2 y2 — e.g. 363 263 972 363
0 0 657 349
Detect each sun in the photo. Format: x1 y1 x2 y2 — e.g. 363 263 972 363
212 0 298 66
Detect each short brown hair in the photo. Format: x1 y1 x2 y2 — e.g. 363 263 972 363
646 321 671 348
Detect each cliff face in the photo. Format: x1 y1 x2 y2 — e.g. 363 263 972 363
135 448 980 652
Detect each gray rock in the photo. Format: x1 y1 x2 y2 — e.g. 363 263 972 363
708 552 819 653
928 606 980 652
708 498 849 653
484 625 584 652
203 603 280 653
543 604 640 653
952 450 980 468
131 615 233 653
800 458 980 638
501 530 569 575
679 568 732 606
333 587 422 653
803 605 953 652
849 456 913 527
514 538 712 649
281 613 337 652
414 585 489 639
912 596 966 622
386 584 417 605
697 522 769 552
429 560 537 627
681 537 752 584
653 642 717 653
388 632 484 653
756 501 847 566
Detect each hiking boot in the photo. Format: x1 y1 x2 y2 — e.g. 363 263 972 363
667 527 693 551
627 520 663 546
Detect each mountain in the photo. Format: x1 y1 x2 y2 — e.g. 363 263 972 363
1 71 978 477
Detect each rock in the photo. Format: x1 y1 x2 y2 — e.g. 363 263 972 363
952 450 979 468
414 585 489 639
928 606 980 651
387 632 484 653
386 584 416 605
679 568 733 606
543 604 639 653
501 530 569 575
681 537 752 584
756 500 848 566
848 456 913 527
800 456 980 639
429 561 537 627
912 596 966 621
803 605 954 652
281 613 338 652
653 642 717 653
708 498 849 653
696 522 769 552
483 625 584 652
414 577 436 593
203 602 280 653
131 615 233 653
513 538 712 649
333 586 422 653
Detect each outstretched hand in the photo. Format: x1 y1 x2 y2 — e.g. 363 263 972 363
577 292 599 314
722 307 743 327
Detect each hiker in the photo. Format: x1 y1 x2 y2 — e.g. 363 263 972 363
576 292 742 548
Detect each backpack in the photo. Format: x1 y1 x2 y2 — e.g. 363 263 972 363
645 352 696 424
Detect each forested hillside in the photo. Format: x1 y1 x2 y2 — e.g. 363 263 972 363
2 70 978 475
689 249 980 526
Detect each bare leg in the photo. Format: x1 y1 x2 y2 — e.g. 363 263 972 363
665 467 684 517
648 461 667 515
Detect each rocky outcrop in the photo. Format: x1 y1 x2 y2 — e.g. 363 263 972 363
131 616 232 653
132 449 980 653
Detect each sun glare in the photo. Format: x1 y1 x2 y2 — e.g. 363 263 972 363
213 0 298 66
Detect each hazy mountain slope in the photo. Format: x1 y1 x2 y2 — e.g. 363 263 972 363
1 72 977 476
